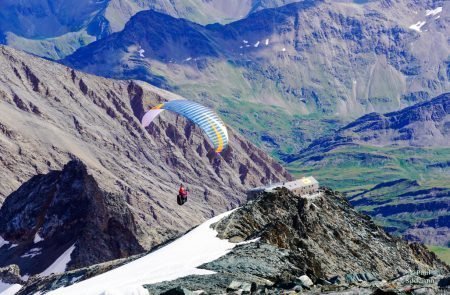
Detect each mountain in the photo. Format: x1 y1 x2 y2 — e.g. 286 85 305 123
15 188 450 294
328 93 450 147
287 93 450 189
0 0 298 59
0 160 144 278
62 0 450 156
286 93 450 245
0 45 290 276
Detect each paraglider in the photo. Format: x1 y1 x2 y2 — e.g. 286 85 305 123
141 100 229 153
142 100 229 205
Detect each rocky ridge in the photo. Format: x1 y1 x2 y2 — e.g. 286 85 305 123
16 188 450 294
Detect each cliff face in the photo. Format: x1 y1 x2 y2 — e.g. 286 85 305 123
0 45 290 258
214 188 447 280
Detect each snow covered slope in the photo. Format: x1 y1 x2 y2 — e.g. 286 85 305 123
48 209 255 295
0 281 22 295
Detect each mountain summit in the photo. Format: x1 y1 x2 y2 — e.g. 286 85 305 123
16 188 449 294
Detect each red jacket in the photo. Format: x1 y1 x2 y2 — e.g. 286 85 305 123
179 187 188 197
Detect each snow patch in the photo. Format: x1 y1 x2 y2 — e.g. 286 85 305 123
138 49 145 57
426 7 442 16
21 248 41 258
254 41 260 48
0 236 9 248
0 281 22 295
237 237 260 245
34 233 44 244
185 57 192 61
282 48 286 52
243 40 248 44
435 15 441 20
265 39 269 46
8 244 18 249
409 21 426 32
40 244 76 277
49 209 259 295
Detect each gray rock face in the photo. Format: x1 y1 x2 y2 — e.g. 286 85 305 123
0 45 290 262
0 159 144 276
214 188 448 281
0 264 22 285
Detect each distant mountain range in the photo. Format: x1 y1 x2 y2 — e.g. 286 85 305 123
0 0 448 276
60 0 450 156
0 0 297 59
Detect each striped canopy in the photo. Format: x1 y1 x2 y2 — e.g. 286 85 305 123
142 100 229 153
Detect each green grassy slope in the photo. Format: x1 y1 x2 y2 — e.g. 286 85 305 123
428 246 450 265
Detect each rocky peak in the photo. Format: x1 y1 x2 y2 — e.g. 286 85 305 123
214 188 448 281
0 159 143 277
340 93 450 146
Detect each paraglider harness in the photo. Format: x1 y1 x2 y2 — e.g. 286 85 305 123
177 187 188 206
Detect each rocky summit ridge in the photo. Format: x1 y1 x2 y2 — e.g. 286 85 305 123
15 188 449 294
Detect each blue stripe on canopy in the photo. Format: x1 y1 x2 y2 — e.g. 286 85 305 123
142 100 229 153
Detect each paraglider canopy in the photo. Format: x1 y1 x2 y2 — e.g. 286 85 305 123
142 100 229 153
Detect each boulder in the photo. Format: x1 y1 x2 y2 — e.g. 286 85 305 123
227 280 255 294
298 275 313 288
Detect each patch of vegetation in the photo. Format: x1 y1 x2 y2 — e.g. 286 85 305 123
428 246 450 265
288 145 450 193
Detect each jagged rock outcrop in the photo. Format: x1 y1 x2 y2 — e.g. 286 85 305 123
214 188 447 280
0 45 290 270
0 159 144 276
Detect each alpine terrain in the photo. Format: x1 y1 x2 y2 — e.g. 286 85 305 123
0 45 289 281
0 0 449 294
288 93 450 245
12 189 450 294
